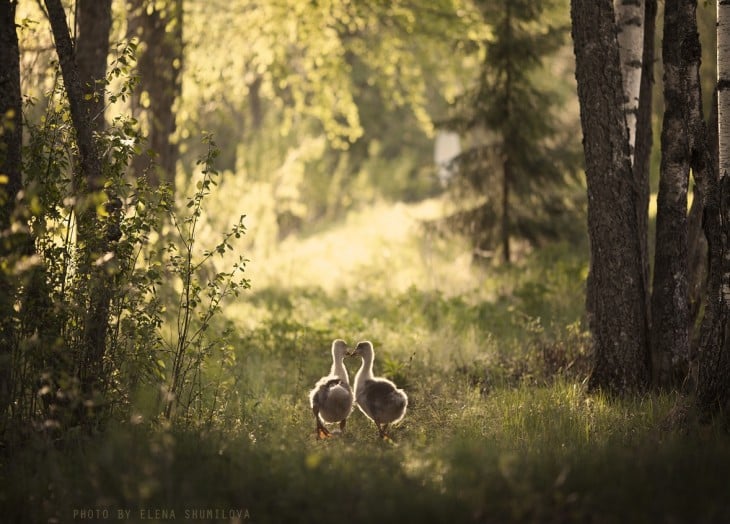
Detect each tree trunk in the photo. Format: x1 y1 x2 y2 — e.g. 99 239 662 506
696 0 730 412
688 92 716 339
128 0 183 190
718 0 730 306
0 0 21 426
0 0 20 215
687 184 708 333
75 0 112 134
501 2 512 264
45 0 113 417
75 0 116 407
614 0 645 165
45 0 103 195
684 16 717 359
633 0 657 338
501 155 511 264
650 0 691 388
571 0 651 394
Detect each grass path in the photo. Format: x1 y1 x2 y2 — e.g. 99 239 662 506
248 198 478 294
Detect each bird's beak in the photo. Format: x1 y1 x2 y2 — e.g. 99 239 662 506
345 348 355 357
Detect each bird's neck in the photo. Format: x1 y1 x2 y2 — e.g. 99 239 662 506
356 353 374 383
330 357 349 385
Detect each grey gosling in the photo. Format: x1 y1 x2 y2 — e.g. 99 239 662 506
350 341 408 440
309 339 354 439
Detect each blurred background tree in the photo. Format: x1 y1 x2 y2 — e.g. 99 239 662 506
178 0 480 236
127 0 182 190
438 0 583 264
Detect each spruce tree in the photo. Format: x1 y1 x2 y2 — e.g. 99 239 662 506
442 0 579 263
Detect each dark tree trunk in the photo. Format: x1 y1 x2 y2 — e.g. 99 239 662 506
0 0 21 425
648 1 729 409
687 183 708 335
501 156 511 264
650 0 691 388
696 1 730 413
128 0 183 190
75 0 112 134
75 0 115 411
501 2 512 264
45 0 103 194
633 0 656 335
694 142 730 412
0 0 21 215
571 0 651 394
45 0 113 415
687 86 717 355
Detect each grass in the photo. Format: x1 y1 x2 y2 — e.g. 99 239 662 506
3 197 730 523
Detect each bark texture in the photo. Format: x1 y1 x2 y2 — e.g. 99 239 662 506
684 10 715 352
719 0 730 309
687 93 716 337
697 0 730 411
650 0 691 388
75 0 112 134
571 0 651 394
720 0 730 190
45 0 103 194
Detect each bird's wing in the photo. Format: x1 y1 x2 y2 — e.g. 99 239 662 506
362 379 402 413
364 379 396 397
311 377 347 410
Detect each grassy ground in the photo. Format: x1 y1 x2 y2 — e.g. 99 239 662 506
3 198 730 523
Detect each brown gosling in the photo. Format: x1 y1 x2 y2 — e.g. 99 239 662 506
350 341 408 440
308 339 353 439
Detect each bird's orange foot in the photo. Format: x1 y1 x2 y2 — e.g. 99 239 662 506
316 426 331 439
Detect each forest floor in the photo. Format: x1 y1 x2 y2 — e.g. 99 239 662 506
5 198 730 524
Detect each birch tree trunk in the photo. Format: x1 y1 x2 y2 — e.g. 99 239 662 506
613 0 652 356
614 0 645 165
650 0 691 388
571 0 651 394
633 0 656 355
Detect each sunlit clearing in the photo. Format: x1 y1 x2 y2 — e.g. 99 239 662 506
248 197 479 296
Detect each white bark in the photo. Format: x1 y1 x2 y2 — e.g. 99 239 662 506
614 0 645 164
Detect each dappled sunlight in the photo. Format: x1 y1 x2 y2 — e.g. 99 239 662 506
247 198 479 295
